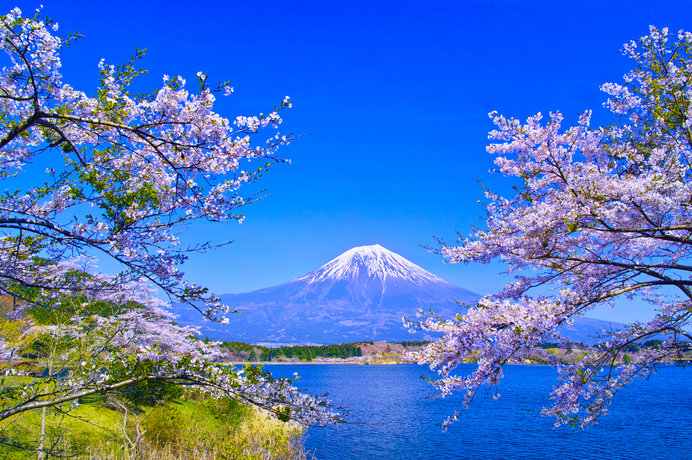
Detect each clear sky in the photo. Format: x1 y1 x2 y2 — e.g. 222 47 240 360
11 0 692 323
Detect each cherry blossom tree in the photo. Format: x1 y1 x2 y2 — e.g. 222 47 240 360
0 6 287 319
0 6 338 452
408 26 692 428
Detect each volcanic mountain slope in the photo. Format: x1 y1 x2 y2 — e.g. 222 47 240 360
193 244 480 344
181 244 622 344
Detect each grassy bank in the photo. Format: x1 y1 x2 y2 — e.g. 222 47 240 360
1 386 306 459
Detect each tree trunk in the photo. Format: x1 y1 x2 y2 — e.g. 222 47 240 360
37 406 46 460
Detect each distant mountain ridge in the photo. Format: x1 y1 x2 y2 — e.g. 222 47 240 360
178 244 621 344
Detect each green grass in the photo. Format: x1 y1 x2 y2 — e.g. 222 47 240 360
1 395 127 459
0 389 306 459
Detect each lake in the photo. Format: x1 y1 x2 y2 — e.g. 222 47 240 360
266 364 692 459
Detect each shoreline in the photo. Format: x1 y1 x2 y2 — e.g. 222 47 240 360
223 357 692 366
224 360 408 366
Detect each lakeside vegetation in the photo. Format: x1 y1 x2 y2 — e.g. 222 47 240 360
219 340 692 365
221 342 363 362
0 377 306 459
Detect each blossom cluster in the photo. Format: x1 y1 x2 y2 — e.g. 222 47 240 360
408 26 692 427
0 7 340 430
0 268 339 426
0 7 292 318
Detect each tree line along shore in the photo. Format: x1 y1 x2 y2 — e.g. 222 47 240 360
217 339 692 365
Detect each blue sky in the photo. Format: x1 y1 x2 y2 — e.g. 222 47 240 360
12 0 692 322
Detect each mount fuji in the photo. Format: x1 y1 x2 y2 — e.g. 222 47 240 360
182 244 477 344
180 244 620 344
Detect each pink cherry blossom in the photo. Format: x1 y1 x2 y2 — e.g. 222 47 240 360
0 7 340 432
408 25 692 428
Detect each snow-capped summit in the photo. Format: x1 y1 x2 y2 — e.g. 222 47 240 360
176 244 626 345
188 244 482 343
299 244 447 286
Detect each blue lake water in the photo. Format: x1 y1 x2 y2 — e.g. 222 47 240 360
266 364 692 459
